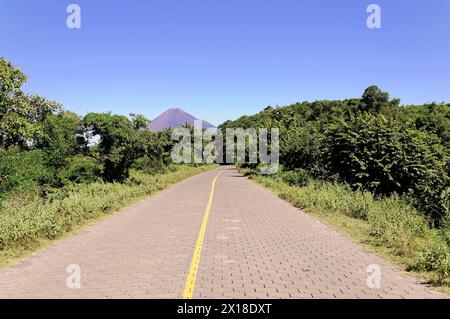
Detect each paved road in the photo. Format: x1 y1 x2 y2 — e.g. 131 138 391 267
0 167 445 298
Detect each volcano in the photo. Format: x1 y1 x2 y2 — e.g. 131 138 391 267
148 108 215 132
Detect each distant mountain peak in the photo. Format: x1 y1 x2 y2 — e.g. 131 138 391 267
165 107 183 112
148 108 215 132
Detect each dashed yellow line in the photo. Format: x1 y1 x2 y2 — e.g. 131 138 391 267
182 170 223 299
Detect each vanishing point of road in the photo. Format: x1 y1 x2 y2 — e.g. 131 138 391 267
0 167 445 299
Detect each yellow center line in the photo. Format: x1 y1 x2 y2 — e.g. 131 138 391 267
182 170 223 299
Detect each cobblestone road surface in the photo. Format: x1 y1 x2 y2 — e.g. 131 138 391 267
0 167 445 299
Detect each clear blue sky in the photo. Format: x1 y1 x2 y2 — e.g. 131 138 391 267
1 0 449 125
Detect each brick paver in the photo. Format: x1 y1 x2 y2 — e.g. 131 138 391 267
0 167 446 298
196 168 445 299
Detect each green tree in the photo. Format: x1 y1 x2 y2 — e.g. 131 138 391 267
360 85 390 112
0 58 61 148
83 113 149 182
36 111 84 169
129 113 149 130
0 57 27 109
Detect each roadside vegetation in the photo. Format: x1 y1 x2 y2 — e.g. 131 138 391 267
223 86 449 287
0 57 216 266
0 165 216 268
2 55 449 287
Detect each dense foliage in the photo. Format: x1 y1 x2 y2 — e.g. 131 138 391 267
0 165 215 257
0 57 217 265
235 89 450 285
1 56 449 284
0 57 177 203
324 114 449 224
221 86 449 225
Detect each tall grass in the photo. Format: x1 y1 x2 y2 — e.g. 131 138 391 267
0 165 217 263
249 171 450 286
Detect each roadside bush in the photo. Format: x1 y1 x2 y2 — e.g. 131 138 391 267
58 155 103 185
0 165 216 254
250 173 449 285
281 124 325 177
0 148 51 200
324 113 449 224
279 169 310 187
367 196 428 255
131 156 165 175
256 176 373 220
411 238 450 284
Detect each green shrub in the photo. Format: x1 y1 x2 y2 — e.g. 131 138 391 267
324 113 449 224
0 148 51 200
256 176 373 220
411 238 450 284
131 156 165 175
58 155 103 185
251 173 450 285
367 196 428 255
0 165 216 255
281 124 325 177
280 169 310 187
414 241 448 271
